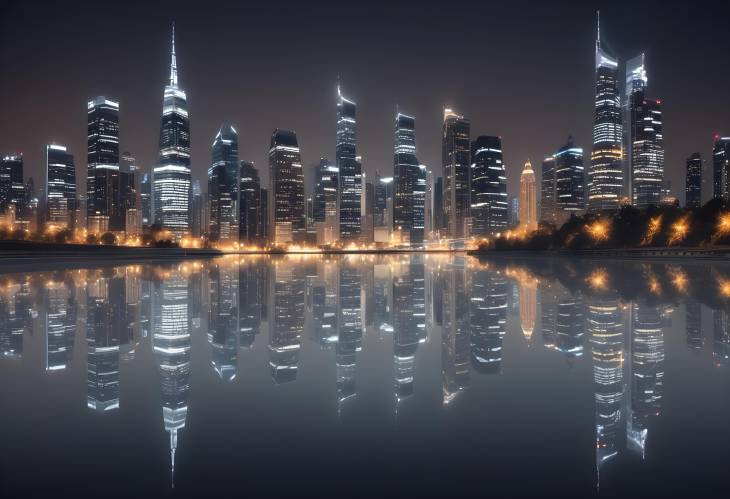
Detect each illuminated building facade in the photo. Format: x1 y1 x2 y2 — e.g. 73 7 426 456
555 137 585 223
154 25 191 238
393 113 418 245
442 109 471 238
589 15 623 211
269 129 305 245
45 144 76 228
685 153 702 208
713 136 730 200
630 92 664 208
336 85 361 242
0 153 24 218
239 161 262 244
470 135 507 235
623 54 648 200
208 125 240 245
87 96 121 233
540 156 557 225
519 160 537 232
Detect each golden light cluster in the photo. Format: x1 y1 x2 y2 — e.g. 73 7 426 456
717 275 730 298
585 219 610 242
668 266 688 293
642 216 662 245
587 268 609 291
668 216 690 245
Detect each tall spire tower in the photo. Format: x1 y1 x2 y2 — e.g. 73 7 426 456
588 10 623 212
170 22 178 88
153 23 192 238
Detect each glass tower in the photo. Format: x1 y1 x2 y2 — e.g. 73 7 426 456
239 160 262 245
336 85 361 242
589 13 623 211
45 144 76 228
685 153 702 208
554 137 585 223
623 54 648 201
393 113 419 245
269 129 305 245
713 136 730 200
208 125 240 245
442 109 471 238
470 135 507 235
87 96 120 233
630 92 664 208
154 24 191 238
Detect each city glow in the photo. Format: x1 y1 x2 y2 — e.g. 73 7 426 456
587 268 608 290
668 216 690 245
642 215 662 245
585 219 610 241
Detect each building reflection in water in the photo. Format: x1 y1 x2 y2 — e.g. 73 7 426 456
469 265 507 374
3 256 728 493
152 268 192 484
269 260 305 383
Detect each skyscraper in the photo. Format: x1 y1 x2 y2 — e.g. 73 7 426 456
623 54 648 200
470 135 507 235
312 157 338 244
208 125 240 245
540 156 557 225
269 129 305 245
393 112 419 245
45 144 76 228
519 160 538 232
154 25 191 238
239 160 262 245
0 154 24 218
433 176 444 236
336 84 361 242
87 96 120 233
554 137 585 222
685 153 702 208
442 109 471 238
140 172 152 227
713 136 730 199
630 92 664 208
589 13 623 211
120 151 139 235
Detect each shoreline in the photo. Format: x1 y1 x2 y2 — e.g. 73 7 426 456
467 246 730 262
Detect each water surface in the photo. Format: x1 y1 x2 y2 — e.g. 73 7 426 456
0 254 728 497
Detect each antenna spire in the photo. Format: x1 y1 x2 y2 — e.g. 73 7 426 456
596 11 600 48
170 22 178 87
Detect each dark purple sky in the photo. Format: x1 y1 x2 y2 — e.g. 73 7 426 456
1 0 728 203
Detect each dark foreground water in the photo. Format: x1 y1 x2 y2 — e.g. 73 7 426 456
0 254 728 498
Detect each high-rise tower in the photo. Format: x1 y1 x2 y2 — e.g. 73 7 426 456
393 113 419 245
470 135 507 235
336 83 361 242
589 12 623 211
269 129 305 245
208 125 240 245
87 96 120 233
154 24 191 238
519 160 537 232
442 109 471 238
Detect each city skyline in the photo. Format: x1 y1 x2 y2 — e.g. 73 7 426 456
2 1 728 207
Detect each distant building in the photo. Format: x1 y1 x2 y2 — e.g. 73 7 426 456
0 153 24 220
45 144 76 228
191 180 203 237
269 129 305 245
87 96 121 233
240 161 262 245
555 137 585 223
120 151 139 235
685 153 702 208
140 172 152 227
470 135 507 235
540 156 557 225
208 125 240 245
433 176 444 236
508 196 520 228
442 109 471 238
519 160 538 232
713 136 730 199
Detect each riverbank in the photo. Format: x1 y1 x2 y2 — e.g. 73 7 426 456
467 246 730 262
0 240 222 265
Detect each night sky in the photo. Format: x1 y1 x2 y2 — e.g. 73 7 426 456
1 0 728 203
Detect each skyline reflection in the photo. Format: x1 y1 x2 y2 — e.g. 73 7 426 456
1 254 729 497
